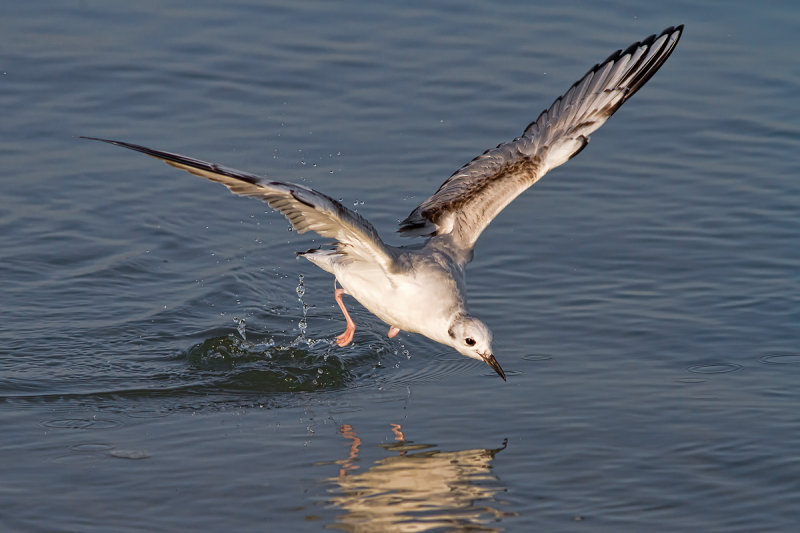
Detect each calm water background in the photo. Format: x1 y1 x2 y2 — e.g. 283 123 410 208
2 1 799 531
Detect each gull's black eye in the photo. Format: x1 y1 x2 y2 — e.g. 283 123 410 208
465 337 476 346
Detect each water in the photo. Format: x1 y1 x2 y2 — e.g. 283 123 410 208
2 1 799 531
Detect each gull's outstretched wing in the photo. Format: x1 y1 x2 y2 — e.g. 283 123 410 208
398 25 683 260
82 137 397 272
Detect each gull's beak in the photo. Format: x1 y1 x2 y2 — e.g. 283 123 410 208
482 354 506 381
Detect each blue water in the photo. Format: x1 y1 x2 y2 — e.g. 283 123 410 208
2 1 799 531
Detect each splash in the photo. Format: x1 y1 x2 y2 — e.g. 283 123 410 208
294 273 322 348
234 315 247 341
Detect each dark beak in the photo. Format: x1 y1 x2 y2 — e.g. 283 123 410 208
482 354 506 381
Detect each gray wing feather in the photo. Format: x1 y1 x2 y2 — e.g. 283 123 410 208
398 25 683 259
82 137 396 272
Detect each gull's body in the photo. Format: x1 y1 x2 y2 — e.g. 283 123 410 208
311 240 467 347
85 25 683 380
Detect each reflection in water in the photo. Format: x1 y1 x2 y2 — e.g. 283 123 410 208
326 424 510 532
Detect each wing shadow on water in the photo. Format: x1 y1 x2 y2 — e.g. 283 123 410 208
322 424 512 532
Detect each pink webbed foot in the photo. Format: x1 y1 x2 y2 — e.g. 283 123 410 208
336 325 355 347
388 326 400 338
334 288 356 347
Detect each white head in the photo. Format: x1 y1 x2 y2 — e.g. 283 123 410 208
447 314 505 380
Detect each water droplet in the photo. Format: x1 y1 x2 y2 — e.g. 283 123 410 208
295 274 310 338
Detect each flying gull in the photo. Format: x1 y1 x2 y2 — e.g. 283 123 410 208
84 25 683 380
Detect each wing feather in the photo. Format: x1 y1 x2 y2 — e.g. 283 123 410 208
398 25 683 260
82 137 396 272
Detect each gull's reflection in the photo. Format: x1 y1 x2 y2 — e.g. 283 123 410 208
326 424 510 532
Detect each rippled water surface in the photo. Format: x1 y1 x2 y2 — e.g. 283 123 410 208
2 1 799 531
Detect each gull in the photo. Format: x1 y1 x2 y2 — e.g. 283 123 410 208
84 25 683 381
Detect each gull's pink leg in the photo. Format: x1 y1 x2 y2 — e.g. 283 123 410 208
388 326 400 338
334 288 356 347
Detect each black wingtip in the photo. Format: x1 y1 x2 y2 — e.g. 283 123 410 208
80 136 172 158
80 136 134 147
80 135 115 144
607 24 684 66
80 136 265 186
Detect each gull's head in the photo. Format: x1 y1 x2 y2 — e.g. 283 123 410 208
448 314 506 381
